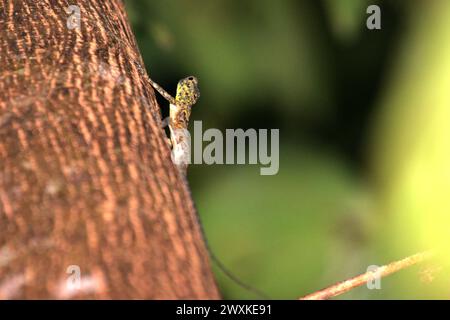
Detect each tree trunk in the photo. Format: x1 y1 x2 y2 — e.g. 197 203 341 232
0 0 220 299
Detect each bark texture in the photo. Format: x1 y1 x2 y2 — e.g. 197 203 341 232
0 0 220 299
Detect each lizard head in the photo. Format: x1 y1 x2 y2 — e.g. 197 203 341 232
175 76 200 107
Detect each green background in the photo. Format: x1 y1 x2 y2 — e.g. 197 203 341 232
125 0 450 299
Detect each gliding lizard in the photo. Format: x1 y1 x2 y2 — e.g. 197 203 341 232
148 76 269 299
148 76 200 175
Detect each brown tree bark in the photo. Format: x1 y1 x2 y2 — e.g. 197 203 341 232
0 0 220 299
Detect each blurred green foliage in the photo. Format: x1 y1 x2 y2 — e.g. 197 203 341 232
125 0 450 299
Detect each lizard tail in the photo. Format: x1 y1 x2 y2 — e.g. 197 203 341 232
209 249 271 299
192 202 271 299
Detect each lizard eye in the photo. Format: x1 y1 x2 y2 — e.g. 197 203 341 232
187 76 194 81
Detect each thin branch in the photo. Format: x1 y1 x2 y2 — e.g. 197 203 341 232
299 251 432 300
